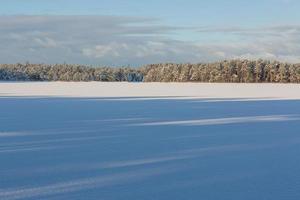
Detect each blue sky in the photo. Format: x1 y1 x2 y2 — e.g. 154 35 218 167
1 0 300 65
2 0 299 26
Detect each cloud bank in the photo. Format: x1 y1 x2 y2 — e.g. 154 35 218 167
1 15 300 66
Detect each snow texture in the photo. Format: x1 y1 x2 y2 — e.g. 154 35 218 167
0 82 300 200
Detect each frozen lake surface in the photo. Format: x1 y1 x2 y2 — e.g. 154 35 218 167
1 83 300 200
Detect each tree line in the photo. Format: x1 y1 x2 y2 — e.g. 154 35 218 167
0 63 143 82
1 60 300 83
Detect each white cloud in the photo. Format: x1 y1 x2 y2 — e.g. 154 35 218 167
33 37 58 48
1 15 300 65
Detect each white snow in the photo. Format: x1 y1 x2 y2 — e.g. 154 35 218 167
0 82 300 99
1 82 300 200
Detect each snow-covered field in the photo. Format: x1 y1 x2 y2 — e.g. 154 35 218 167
1 82 300 99
1 82 300 200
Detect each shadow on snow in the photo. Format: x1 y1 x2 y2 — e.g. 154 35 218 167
0 96 300 200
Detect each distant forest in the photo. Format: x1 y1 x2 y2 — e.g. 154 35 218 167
1 60 300 83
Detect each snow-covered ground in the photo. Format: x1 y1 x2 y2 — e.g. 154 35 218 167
1 83 300 200
1 82 300 99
